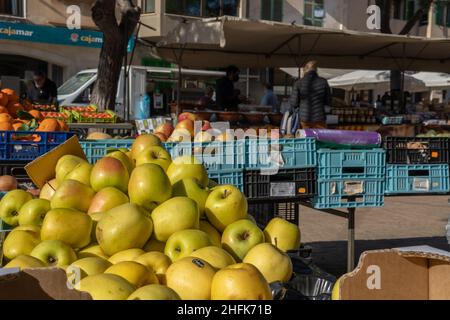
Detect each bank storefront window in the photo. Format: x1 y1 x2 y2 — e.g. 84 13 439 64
0 0 25 17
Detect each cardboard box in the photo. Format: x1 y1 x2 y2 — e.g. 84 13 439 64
25 135 87 189
337 246 450 300
0 268 92 300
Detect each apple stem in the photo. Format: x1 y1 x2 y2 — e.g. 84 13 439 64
223 189 230 199
274 237 278 248
11 210 18 217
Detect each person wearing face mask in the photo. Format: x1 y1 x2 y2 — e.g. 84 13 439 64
27 71 58 104
215 65 244 111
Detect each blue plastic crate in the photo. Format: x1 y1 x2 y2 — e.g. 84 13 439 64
314 178 385 209
208 169 244 192
246 138 317 170
385 164 450 195
81 140 134 164
165 140 246 172
317 149 386 180
0 131 75 161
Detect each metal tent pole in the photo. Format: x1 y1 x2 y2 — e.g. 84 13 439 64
347 208 356 271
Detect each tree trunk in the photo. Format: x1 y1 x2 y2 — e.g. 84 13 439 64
90 0 140 111
91 35 125 111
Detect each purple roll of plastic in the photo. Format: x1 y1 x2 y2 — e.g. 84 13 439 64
299 129 382 147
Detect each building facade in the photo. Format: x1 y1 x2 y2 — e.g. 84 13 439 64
0 0 100 88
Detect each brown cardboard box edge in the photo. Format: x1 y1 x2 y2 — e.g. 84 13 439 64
0 268 92 300
25 136 87 189
339 248 450 300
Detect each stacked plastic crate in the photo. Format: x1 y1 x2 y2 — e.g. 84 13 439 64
383 138 450 195
244 138 317 226
314 149 386 209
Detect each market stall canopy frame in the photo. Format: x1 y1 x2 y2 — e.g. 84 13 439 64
154 16 450 72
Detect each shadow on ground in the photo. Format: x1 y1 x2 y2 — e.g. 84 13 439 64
307 237 450 277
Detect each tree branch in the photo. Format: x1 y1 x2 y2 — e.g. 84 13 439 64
117 0 142 39
399 0 433 35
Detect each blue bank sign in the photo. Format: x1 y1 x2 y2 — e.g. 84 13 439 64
0 21 104 48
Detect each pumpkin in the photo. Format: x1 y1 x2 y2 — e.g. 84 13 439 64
0 92 8 106
29 110 43 121
7 102 24 118
0 106 8 114
57 120 69 132
0 113 12 123
37 118 60 132
0 122 13 131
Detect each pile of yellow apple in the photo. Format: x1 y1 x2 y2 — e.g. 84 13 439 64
0 134 301 300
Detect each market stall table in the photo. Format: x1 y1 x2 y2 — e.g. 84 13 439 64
69 122 136 139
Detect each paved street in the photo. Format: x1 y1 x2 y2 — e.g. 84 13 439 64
300 196 450 277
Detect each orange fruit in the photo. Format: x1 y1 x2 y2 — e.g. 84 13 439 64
29 109 43 121
37 118 60 132
0 106 7 114
0 92 8 106
0 122 13 131
57 120 69 132
1 89 19 104
7 102 24 118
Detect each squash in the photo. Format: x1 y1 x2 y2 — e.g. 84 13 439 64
37 118 60 132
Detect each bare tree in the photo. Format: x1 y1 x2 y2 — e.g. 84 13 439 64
90 0 141 111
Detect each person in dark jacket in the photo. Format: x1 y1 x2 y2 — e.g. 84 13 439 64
27 71 58 104
215 65 242 110
290 61 331 129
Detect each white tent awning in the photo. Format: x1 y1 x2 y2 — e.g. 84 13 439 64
412 72 450 89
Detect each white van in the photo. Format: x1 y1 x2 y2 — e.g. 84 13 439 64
57 66 225 120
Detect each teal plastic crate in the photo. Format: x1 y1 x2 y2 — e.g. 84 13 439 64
385 164 450 195
314 178 385 209
317 149 386 180
208 170 244 192
246 138 317 170
80 140 134 163
165 140 246 172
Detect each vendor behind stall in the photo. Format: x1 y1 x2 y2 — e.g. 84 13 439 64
290 61 331 129
260 83 279 112
215 65 244 110
27 71 58 104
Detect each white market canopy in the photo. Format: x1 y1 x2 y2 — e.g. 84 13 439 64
154 16 450 72
280 68 351 80
412 72 450 89
328 70 427 92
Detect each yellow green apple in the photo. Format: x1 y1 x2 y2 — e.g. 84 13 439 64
78 274 136 300
243 243 293 283
332 276 343 300
78 244 109 260
166 156 209 187
4 255 46 270
127 285 180 300
172 178 210 217
55 155 86 183
108 248 145 264
66 257 112 279
50 179 95 213
211 263 272 300
18 199 50 226
189 246 236 270
41 208 92 249
135 252 172 284
166 257 216 300
90 157 129 193
3 226 41 260
135 146 172 171
128 164 172 212
151 197 199 242
96 203 153 256
221 219 265 262
165 229 212 262
64 162 93 186
131 134 162 160
39 179 59 201
105 261 159 288
0 190 33 226
107 150 134 175
264 217 301 252
143 235 166 253
199 220 221 247
205 185 248 232
30 240 77 267
87 187 129 215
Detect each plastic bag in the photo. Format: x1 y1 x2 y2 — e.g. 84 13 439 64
135 94 151 120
